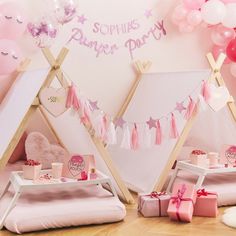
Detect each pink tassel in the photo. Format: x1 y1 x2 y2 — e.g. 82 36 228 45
66 83 80 110
184 96 196 120
201 80 211 102
170 113 179 139
155 120 162 145
131 123 139 150
95 114 108 141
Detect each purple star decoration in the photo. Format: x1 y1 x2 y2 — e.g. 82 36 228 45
77 14 87 24
146 117 157 129
144 9 152 19
175 102 186 113
89 100 99 111
114 117 126 129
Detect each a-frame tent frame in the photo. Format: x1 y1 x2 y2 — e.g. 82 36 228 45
0 47 136 204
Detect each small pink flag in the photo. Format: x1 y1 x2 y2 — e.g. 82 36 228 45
170 113 179 139
155 120 162 145
131 123 139 150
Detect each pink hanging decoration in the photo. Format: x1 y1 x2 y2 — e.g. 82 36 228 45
131 123 139 150
106 121 117 145
170 113 179 139
184 96 196 120
96 115 108 140
121 125 131 149
79 97 92 124
201 80 211 102
155 120 162 145
66 83 80 110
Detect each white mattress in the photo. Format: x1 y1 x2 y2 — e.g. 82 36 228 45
0 162 126 234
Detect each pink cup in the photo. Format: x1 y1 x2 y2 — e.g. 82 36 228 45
52 163 63 179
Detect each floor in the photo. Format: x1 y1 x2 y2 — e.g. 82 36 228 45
0 199 235 236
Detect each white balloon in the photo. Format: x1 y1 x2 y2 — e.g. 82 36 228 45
222 4 236 28
230 63 236 77
201 0 226 25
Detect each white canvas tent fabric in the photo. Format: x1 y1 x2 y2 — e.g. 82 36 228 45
107 69 236 193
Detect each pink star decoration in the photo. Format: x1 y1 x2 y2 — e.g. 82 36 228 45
114 117 126 129
146 117 157 129
144 9 152 19
77 14 87 24
175 102 186 113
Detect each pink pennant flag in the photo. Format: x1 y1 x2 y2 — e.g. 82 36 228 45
184 96 196 120
155 120 162 145
170 113 179 139
131 123 139 150
66 83 80 110
201 80 211 102
121 125 131 149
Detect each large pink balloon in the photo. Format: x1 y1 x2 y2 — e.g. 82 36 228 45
212 45 231 64
211 25 235 46
183 0 205 10
0 39 23 75
226 39 236 62
0 2 28 40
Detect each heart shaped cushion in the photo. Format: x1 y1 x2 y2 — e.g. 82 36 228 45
25 132 69 169
39 87 68 117
208 84 230 112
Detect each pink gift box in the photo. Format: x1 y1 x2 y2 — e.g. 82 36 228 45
138 192 170 217
193 189 218 217
167 183 196 222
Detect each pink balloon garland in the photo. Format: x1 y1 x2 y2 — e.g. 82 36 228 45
171 0 236 77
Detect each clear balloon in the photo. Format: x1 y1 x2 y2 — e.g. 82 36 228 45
212 45 231 64
230 63 236 77
0 2 28 40
183 0 205 10
211 25 235 46
27 17 58 48
0 39 23 75
53 0 77 25
226 39 236 62
201 0 226 25
222 3 236 28
172 4 188 21
187 10 202 26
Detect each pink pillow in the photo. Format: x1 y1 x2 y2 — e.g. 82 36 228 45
25 132 69 169
8 132 27 164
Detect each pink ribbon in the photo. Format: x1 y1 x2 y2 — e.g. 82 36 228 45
171 184 194 221
139 191 167 216
197 189 217 197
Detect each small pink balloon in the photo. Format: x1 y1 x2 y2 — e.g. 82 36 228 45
187 10 202 26
178 21 194 33
211 25 235 46
212 45 231 64
0 2 28 40
172 4 188 21
0 39 23 75
230 63 236 77
183 0 205 10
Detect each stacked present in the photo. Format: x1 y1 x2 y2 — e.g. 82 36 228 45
138 183 218 222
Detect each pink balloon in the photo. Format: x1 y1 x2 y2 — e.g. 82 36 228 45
183 0 205 10
0 39 23 75
212 45 231 63
178 21 194 33
187 10 202 26
0 2 28 40
172 4 188 21
211 24 235 46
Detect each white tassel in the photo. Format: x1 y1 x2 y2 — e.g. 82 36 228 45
142 124 151 148
106 121 117 145
120 125 131 149
198 94 208 112
94 114 106 140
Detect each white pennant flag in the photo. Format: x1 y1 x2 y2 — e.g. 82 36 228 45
120 125 131 149
106 121 117 145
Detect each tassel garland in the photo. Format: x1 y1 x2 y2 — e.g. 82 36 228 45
201 80 211 102
155 120 162 145
121 125 131 149
170 113 179 139
66 83 80 110
184 96 196 120
106 121 117 145
131 123 139 150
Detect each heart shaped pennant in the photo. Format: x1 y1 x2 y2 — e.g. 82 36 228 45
39 87 69 117
207 84 230 112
